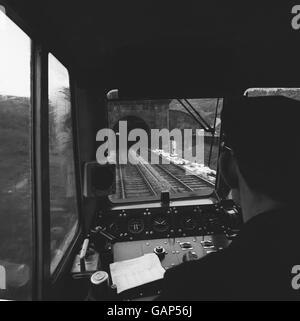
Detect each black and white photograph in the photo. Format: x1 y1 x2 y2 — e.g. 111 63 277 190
0 0 300 308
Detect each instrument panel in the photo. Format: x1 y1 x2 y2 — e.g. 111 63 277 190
89 200 242 300
94 200 242 242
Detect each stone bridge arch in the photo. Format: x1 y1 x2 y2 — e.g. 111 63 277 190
112 115 150 134
107 99 171 131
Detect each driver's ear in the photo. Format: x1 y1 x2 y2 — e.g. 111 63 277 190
219 149 239 189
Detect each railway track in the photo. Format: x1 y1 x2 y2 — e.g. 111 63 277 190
113 153 214 200
154 162 213 192
115 163 158 199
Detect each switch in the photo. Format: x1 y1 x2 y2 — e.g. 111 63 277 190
179 242 193 250
200 240 214 248
182 251 199 262
154 246 166 260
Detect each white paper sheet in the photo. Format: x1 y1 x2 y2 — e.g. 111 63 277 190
110 253 165 294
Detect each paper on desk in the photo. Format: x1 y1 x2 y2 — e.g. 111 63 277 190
110 253 165 294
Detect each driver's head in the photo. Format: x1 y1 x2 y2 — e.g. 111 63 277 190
220 95 300 209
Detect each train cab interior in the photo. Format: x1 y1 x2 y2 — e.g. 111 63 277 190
0 1 299 301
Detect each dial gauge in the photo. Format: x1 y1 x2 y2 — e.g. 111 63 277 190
152 216 170 233
108 222 120 234
128 218 145 234
182 217 197 231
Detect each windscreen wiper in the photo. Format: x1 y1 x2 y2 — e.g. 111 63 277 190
177 98 221 168
177 99 215 134
208 98 221 167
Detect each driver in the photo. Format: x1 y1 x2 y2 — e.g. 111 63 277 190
159 95 300 301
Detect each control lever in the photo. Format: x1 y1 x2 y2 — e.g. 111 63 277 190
182 251 199 262
225 230 239 241
71 238 99 279
79 238 90 272
92 226 116 242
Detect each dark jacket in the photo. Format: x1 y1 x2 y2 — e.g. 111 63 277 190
159 207 300 301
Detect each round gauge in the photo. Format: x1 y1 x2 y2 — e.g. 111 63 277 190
182 217 197 231
128 218 145 234
152 216 170 233
108 222 120 235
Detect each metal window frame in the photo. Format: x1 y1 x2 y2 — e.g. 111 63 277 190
0 1 83 300
32 43 51 300
48 56 83 288
0 1 47 301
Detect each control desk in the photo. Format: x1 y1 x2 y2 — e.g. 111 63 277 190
89 199 242 299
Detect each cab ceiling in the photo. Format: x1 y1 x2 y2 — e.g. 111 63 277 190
6 0 300 98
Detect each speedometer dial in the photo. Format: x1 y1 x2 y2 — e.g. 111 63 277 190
152 216 170 233
128 218 145 234
108 222 120 234
182 217 197 231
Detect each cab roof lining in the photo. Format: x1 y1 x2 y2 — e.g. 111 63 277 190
4 0 300 97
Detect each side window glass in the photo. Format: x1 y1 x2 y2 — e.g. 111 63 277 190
0 7 32 300
48 54 79 274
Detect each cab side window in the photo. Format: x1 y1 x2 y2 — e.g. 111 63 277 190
0 7 32 300
48 54 79 274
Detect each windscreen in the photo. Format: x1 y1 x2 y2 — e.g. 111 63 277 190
100 98 223 202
